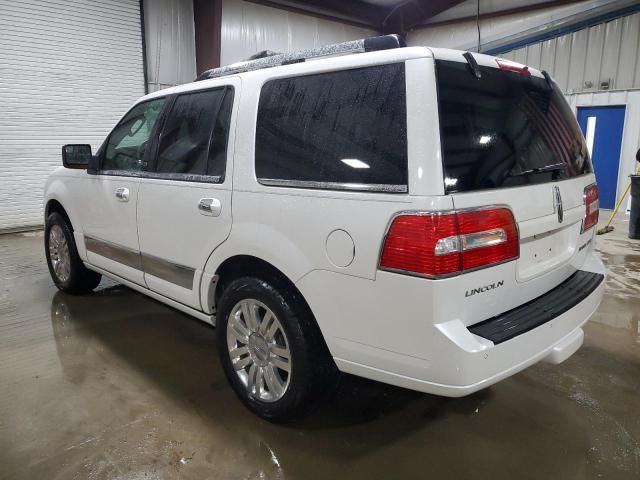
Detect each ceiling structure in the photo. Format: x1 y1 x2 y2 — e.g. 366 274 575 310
244 0 583 34
244 0 467 33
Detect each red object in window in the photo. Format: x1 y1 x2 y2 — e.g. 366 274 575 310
380 207 519 277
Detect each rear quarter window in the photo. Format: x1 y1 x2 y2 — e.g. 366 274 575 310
255 63 408 192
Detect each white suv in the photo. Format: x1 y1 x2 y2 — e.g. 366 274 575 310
44 35 606 422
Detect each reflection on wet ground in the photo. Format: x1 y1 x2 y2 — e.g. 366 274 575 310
0 214 639 480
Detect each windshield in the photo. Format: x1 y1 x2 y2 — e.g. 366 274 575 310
435 59 592 193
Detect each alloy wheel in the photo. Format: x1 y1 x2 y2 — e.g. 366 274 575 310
48 225 71 283
226 299 292 402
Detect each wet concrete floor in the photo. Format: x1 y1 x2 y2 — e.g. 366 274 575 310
1 214 639 480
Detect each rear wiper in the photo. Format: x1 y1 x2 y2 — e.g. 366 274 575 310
511 163 567 177
462 52 482 79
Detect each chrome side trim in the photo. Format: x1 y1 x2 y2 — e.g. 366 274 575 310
84 235 143 270
258 178 408 193
140 253 195 290
84 235 195 289
99 170 224 184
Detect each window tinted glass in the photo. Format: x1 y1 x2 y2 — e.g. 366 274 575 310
255 63 407 191
208 89 234 178
104 98 165 171
155 88 233 179
436 60 592 193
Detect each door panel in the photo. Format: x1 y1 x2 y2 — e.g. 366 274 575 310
137 83 238 309
577 106 625 209
137 180 232 307
80 176 143 284
80 97 168 285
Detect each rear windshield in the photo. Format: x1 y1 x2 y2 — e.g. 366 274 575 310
436 60 592 193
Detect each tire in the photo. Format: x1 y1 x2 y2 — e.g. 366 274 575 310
216 276 338 423
45 212 102 294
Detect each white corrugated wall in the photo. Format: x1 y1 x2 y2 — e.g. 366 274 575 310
407 0 623 53
499 12 640 94
496 13 640 208
220 0 375 66
0 0 146 231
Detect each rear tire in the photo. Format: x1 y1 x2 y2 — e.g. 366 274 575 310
216 276 337 423
45 212 101 294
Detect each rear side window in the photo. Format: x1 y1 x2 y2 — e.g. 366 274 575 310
436 60 592 193
155 87 233 181
255 63 407 192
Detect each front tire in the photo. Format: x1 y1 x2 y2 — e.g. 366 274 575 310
216 277 337 422
45 212 101 294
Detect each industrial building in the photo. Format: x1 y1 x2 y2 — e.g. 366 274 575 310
1 0 639 229
1 1 639 479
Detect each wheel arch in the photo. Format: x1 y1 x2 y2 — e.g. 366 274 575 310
212 255 308 312
209 254 331 353
44 173 83 236
44 190 87 260
45 199 74 231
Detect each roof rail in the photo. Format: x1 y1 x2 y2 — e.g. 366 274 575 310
195 34 406 82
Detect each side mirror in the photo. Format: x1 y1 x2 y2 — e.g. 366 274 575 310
636 148 640 163
62 144 92 169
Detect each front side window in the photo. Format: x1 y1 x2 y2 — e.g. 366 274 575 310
154 88 233 180
255 63 407 192
103 98 165 171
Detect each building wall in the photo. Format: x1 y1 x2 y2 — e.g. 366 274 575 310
499 12 640 95
497 12 640 207
406 0 621 52
411 2 639 210
219 0 375 66
0 0 146 230
143 0 197 92
565 90 640 211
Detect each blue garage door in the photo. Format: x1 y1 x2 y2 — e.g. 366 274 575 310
577 106 625 210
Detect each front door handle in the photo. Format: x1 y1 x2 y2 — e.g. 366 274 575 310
198 198 221 217
115 187 129 202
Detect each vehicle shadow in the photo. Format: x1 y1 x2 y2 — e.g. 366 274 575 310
50 285 492 465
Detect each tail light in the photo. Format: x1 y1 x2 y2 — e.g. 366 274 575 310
582 184 599 233
380 207 519 278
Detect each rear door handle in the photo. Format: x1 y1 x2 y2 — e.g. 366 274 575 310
115 187 129 202
198 198 221 217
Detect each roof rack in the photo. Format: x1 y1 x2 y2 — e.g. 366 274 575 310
195 34 406 81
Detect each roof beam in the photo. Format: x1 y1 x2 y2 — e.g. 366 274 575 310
382 0 468 34
243 0 385 30
244 0 468 34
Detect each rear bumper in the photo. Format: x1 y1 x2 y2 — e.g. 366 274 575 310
468 270 603 345
300 250 606 397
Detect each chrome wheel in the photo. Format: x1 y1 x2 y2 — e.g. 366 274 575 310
226 299 291 403
48 225 71 283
